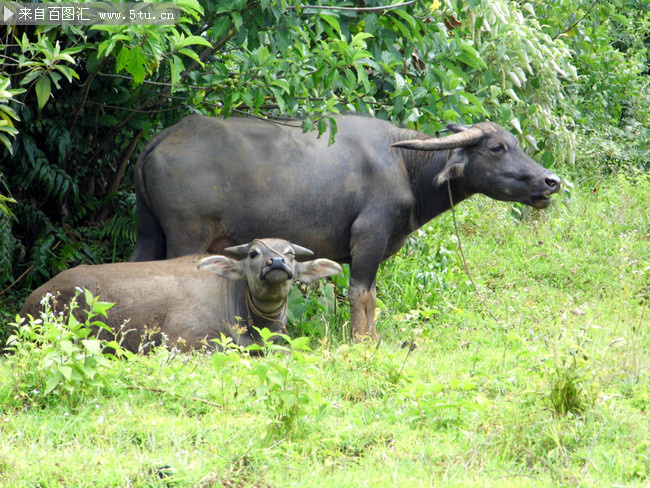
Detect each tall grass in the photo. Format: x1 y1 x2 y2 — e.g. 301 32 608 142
0 173 647 487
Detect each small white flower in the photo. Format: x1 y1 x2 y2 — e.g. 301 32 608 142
40 293 53 305
97 416 104 424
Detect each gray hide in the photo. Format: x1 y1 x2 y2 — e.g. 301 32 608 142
130 114 561 339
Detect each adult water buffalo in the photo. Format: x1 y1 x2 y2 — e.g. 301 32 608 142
20 239 342 352
130 114 561 340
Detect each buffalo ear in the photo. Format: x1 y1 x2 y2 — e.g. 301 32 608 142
436 149 468 184
198 255 242 280
295 259 342 284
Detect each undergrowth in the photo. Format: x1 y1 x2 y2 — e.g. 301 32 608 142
0 174 647 487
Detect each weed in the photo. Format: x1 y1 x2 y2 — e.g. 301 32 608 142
2 289 128 408
288 264 350 341
249 329 330 440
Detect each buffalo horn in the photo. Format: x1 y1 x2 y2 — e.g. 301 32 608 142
392 122 497 151
224 241 315 259
224 243 251 257
291 244 315 258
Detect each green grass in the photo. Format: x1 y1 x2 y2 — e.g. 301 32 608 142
0 172 648 487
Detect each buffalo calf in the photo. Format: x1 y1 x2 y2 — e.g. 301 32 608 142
20 239 341 352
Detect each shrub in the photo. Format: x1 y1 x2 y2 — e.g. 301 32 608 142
2 289 128 408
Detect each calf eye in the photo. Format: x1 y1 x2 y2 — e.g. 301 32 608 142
249 250 259 259
491 144 507 153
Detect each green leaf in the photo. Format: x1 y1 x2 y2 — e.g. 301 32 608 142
116 45 130 73
0 133 14 155
176 0 204 16
176 35 212 49
170 55 184 87
255 45 271 66
231 11 243 30
44 375 61 395
60 340 76 355
53 65 78 83
271 78 290 94
59 365 73 381
457 44 487 70
251 362 269 382
177 47 202 66
82 339 103 355
319 13 341 36
91 299 114 317
210 16 231 39
126 46 146 84
35 75 51 109
289 336 311 351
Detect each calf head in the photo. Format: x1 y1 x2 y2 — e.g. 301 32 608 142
393 122 561 209
198 238 342 313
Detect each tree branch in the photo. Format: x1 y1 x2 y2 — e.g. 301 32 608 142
552 0 602 40
289 1 417 13
97 129 143 222
82 30 237 170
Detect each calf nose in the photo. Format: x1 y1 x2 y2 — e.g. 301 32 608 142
266 257 286 267
545 174 561 193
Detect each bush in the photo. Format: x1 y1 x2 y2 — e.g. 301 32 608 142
2 289 128 408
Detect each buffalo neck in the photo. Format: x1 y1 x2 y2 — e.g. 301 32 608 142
244 284 288 332
404 149 473 231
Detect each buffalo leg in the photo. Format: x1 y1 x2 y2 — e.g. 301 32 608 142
130 198 166 261
348 278 378 340
349 221 386 340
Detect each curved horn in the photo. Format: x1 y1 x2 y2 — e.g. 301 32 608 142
392 122 497 151
224 242 251 257
225 240 315 259
291 243 314 259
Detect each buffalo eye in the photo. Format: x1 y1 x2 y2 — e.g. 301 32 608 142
249 250 259 259
490 143 507 154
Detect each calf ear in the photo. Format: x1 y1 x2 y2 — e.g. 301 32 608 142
295 259 342 283
198 256 242 280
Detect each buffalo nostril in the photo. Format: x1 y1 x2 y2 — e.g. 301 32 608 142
268 257 285 267
545 176 561 190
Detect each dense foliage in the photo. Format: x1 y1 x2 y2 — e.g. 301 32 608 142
0 0 649 330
